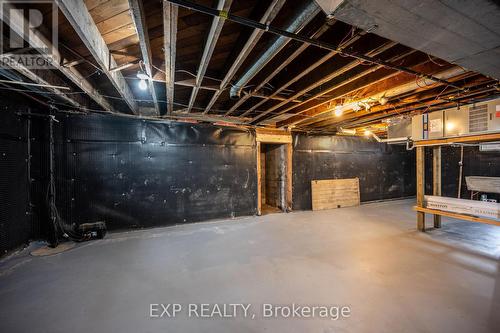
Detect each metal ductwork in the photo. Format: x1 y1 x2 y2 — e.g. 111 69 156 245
229 1 321 99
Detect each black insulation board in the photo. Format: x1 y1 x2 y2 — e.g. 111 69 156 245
292 133 416 210
425 146 500 201
0 111 30 254
43 113 258 230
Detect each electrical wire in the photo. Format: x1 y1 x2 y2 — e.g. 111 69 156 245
427 54 446 67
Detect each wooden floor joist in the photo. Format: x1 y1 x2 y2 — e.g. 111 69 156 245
163 1 178 115
129 0 161 115
57 0 138 114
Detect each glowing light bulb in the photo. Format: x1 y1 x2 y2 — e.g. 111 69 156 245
364 130 371 137
334 106 343 117
138 79 148 90
446 122 455 131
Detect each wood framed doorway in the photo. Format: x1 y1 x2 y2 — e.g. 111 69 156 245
256 129 292 216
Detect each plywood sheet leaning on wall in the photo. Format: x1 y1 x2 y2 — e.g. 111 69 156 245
311 178 360 211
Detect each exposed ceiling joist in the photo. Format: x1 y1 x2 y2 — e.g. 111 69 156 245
249 40 396 124
0 2 113 112
201 0 287 114
290 66 468 129
163 1 178 115
56 0 138 114
187 0 233 113
224 20 333 117
5 62 83 109
129 0 160 115
238 30 366 119
325 81 498 131
174 79 302 102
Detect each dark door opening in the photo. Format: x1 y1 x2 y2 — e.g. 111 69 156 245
259 143 287 215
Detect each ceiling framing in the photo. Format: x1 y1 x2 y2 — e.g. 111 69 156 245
0 0 498 136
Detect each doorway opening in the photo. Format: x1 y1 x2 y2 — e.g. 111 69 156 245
259 143 287 215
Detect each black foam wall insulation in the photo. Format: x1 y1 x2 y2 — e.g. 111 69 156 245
292 133 416 210
2 90 499 254
0 103 32 254
40 113 258 230
425 146 500 201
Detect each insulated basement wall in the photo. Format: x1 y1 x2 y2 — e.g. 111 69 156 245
425 146 500 201
292 134 416 210
0 104 31 254
32 113 257 231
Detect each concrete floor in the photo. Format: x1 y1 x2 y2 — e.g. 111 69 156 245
1 199 499 333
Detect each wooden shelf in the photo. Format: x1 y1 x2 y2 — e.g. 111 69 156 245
414 206 500 227
413 132 500 147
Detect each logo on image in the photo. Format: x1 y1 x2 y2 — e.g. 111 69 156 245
0 0 58 69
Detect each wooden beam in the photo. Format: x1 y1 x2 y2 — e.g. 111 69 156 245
416 146 426 231
163 1 178 114
414 206 500 227
203 0 286 114
255 128 292 143
433 147 442 228
129 0 160 115
0 2 113 111
187 0 233 113
62 58 85 68
414 132 500 146
56 0 138 113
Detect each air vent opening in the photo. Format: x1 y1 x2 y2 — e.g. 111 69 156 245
468 105 488 133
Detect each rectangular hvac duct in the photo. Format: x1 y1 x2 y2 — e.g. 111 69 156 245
387 117 411 139
323 0 500 80
444 107 468 137
410 97 500 140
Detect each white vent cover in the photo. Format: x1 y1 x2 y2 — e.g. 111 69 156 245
468 104 488 132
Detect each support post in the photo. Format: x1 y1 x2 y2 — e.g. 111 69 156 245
432 146 442 228
286 142 293 212
416 146 425 231
256 141 262 216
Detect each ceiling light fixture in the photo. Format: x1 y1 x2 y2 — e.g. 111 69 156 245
137 70 149 91
334 105 343 117
138 79 148 90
